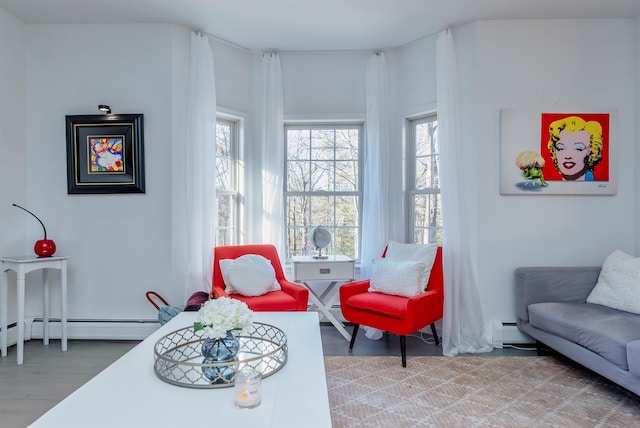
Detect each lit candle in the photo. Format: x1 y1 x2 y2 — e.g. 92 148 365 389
234 369 262 409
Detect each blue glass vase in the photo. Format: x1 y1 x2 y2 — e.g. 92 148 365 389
201 331 240 384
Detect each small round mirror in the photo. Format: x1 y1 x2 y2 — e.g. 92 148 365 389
311 226 331 259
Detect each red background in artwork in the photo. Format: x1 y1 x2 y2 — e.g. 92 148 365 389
539 113 610 181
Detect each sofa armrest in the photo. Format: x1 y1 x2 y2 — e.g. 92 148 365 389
278 280 309 311
515 266 601 322
339 280 370 306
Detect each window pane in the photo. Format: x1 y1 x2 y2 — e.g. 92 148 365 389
287 226 310 258
409 114 441 245
335 129 359 159
310 160 332 191
285 124 361 259
287 160 310 191
335 227 357 259
416 121 439 156
287 130 311 160
413 193 442 245
286 195 310 228
311 130 334 157
415 155 439 190
216 194 233 246
215 118 238 246
216 122 232 190
335 195 358 227
310 195 333 226
335 160 358 191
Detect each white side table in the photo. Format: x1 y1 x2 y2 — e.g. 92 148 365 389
292 255 355 341
0 255 69 365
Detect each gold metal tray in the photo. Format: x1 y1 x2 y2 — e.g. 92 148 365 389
153 322 287 388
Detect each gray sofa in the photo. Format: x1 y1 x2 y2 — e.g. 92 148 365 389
515 266 640 396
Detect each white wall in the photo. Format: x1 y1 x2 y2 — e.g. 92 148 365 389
389 19 638 335
470 19 637 326
0 8 27 254
387 34 439 242
23 24 177 319
18 24 257 321
281 52 368 118
0 7 27 325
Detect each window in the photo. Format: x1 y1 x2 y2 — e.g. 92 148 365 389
215 117 239 246
285 124 362 259
408 114 442 245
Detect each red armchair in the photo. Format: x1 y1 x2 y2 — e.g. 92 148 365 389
212 244 308 312
340 246 443 367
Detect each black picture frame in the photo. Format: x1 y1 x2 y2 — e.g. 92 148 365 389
65 114 145 194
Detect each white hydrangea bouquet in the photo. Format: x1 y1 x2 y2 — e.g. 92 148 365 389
194 297 253 340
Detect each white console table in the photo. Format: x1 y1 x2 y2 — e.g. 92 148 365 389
0 255 69 365
292 255 355 341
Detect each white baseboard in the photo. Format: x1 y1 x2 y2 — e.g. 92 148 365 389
492 320 534 347
2 319 161 346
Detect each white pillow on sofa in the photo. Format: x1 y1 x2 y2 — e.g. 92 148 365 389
368 259 425 297
219 254 281 297
384 241 438 291
586 250 640 314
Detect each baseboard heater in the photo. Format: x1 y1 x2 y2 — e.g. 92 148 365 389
1 318 160 347
492 320 534 347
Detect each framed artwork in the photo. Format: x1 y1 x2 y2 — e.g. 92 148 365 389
65 114 145 194
499 109 616 195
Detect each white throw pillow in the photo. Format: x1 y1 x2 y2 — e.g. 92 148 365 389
368 259 425 297
219 254 281 297
586 250 640 314
384 241 438 291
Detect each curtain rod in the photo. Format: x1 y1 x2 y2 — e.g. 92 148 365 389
194 30 252 53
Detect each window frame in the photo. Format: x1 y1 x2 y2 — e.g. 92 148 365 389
215 116 240 246
284 122 364 261
407 113 442 245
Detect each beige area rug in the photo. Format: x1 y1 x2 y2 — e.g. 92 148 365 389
325 356 640 427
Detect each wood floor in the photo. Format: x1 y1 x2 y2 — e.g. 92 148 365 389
0 324 532 428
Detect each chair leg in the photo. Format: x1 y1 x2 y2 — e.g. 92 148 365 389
430 323 440 346
348 324 360 352
400 335 407 367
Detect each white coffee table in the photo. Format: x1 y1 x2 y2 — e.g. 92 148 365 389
29 311 331 428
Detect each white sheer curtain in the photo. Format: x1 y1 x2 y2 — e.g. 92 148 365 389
184 32 217 298
261 53 285 256
360 53 390 279
437 29 493 356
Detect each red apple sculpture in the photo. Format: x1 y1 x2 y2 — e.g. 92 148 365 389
12 204 56 257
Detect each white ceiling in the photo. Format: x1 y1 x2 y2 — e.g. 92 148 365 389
2 0 640 52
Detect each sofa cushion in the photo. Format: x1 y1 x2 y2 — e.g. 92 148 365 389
587 249 640 315
628 341 640 378
384 241 438 291
528 302 640 370
219 254 281 297
369 259 425 297
345 292 408 320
